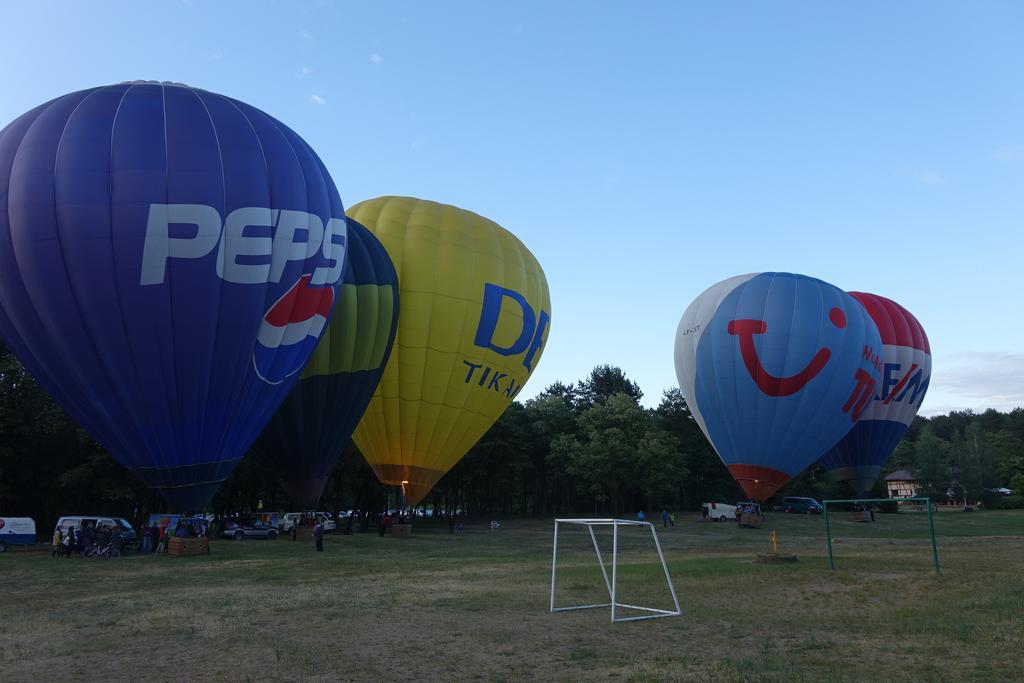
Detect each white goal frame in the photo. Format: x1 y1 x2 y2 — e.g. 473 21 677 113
549 518 681 623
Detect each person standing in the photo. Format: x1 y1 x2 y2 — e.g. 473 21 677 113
313 519 324 552
82 522 95 554
637 510 646 522
661 510 670 528
149 523 160 553
96 524 110 550
62 526 74 558
51 527 62 558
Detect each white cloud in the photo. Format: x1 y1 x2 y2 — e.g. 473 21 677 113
992 145 1024 162
922 351 1024 415
310 94 327 106
369 52 383 65
300 29 315 42
301 66 313 76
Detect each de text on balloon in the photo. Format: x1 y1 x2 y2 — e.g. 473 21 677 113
472 283 550 372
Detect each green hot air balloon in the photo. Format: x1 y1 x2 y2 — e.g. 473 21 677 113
252 218 399 507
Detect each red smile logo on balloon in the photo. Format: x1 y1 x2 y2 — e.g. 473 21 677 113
728 307 847 397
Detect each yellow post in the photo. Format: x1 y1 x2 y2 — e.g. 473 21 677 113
771 529 778 555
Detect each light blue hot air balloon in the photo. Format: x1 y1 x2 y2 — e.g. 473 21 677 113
674 273 883 501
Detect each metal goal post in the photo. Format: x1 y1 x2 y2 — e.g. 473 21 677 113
823 497 940 573
549 518 682 623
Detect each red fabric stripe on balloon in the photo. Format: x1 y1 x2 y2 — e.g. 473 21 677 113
266 274 335 326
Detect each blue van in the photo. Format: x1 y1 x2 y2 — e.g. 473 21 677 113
0 517 37 552
783 497 823 514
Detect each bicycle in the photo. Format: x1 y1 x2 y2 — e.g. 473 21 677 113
83 542 121 559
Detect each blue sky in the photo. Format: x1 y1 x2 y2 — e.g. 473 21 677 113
2 1 1021 415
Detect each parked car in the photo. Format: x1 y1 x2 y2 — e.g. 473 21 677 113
319 513 337 532
222 517 278 540
55 515 138 547
702 502 737 521
782 497 823 514
0 517 36 552
280 512 335 533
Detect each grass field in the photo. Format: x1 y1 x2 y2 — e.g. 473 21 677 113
2 510 1022 682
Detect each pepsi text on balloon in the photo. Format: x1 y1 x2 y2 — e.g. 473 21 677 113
140 204 347 287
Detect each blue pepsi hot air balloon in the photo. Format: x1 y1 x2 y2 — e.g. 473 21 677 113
818 292 931 495
0 82 347 510
674 273 883 501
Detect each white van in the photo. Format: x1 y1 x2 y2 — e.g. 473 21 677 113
0 517 36 552
280 512 336 533
702 502 737 522
55 515 138 546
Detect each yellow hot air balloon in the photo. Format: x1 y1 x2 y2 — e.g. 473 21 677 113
348 196 551 506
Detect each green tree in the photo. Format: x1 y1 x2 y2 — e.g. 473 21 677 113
565 393 648 513
990 430 1024 486
635 425 686 507
930 409 975 441
524 393 577 513
652 388 730 507
914 425 951 500
575 365 642 411
887 439 917 473
534 381 578 409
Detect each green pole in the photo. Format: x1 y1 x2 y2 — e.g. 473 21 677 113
926 497 940 573
824 502 834 570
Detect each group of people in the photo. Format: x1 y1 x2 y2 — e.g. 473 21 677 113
636 510 678 528
377 510 405 536
50 522 123 558
140 519 208 554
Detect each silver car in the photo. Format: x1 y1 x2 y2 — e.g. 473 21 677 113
221 517 278 541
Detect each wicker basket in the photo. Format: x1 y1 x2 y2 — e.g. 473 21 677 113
167 536 210 556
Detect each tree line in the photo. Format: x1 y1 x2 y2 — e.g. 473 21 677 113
2 345 1023 530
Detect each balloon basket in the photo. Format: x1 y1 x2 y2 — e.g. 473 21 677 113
756 553 798 564
739 513 763 528
167 536 210 557
391 523 412 538
293 526 314 542
852 510 874 523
